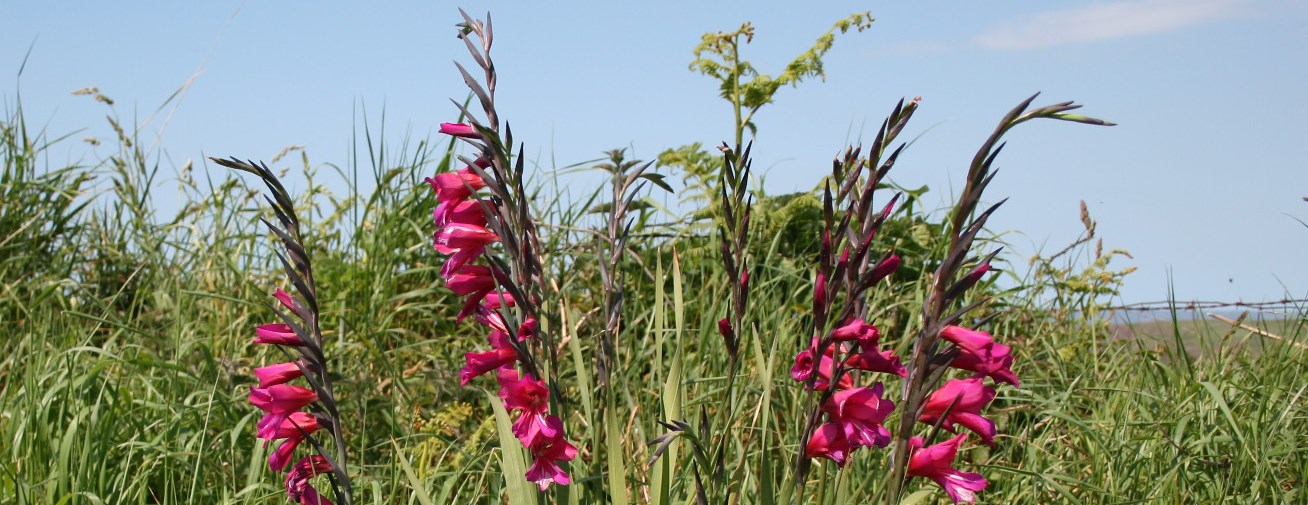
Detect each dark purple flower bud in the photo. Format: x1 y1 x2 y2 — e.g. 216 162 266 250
946 261 993 300
718 317 734 340
814 273 827 313
868 254 900 285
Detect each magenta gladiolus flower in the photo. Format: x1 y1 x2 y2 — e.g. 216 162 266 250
517 318 538 341
446 265 496 296
791 347 816 382
790 342 852 391
918 377 997 444
249 384 318 415
434 222 500 253
424 163 489 203
285 455 335 505
481 291 516 310
460 347 518 385
908 434 987 504
843 347 908 377
254 323 304 346
439 122 481 139
823 383 895 449
460 329 519 385
441 246 486 280
939 325 994 354
474 306 510 333
266 411 322 440
804 421 851 467
951 341 1020 387
524 418 578 490
254 361 305 388
264 412 323 470
250 384 319 449
831 319 880 346
433 198 491 229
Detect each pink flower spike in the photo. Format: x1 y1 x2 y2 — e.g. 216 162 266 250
254 361 304 388
439 122 480 139
908 434 987 504
804 421 851 467
918 377 998 444
254 323 305 346
939 325 994 354
951 341 1020 387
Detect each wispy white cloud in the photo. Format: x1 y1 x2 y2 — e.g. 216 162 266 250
975 0 1254 50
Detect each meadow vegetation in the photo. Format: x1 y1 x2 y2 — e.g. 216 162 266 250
1 11 1305 505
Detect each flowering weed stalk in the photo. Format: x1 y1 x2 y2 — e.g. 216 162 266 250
432 10 577 492
213 157 352 505
793 99 916 489
781 95 1110 504
880 95 1113 503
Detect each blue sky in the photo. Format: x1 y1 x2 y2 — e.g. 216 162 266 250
4 0 1306 305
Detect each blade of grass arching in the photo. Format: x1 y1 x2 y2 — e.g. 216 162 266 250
654 254 666 384
487 389 535 505
673 251 685 351
1166 284 1195 378
1197 381 1247 451
563 300 595 503
565 302 595 422
898 489 936 505
606 392 631 505
650 252 670 505
752 327 775 505
391 438 437 505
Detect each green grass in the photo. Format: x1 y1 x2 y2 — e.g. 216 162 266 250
2 90 1305 505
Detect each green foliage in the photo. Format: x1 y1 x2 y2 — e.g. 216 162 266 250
689 12 873 146
663 12 873 210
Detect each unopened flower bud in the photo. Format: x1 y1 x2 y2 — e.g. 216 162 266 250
814 273 827 313
867 254 900 285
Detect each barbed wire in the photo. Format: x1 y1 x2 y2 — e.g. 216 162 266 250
1105 298 1308 312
